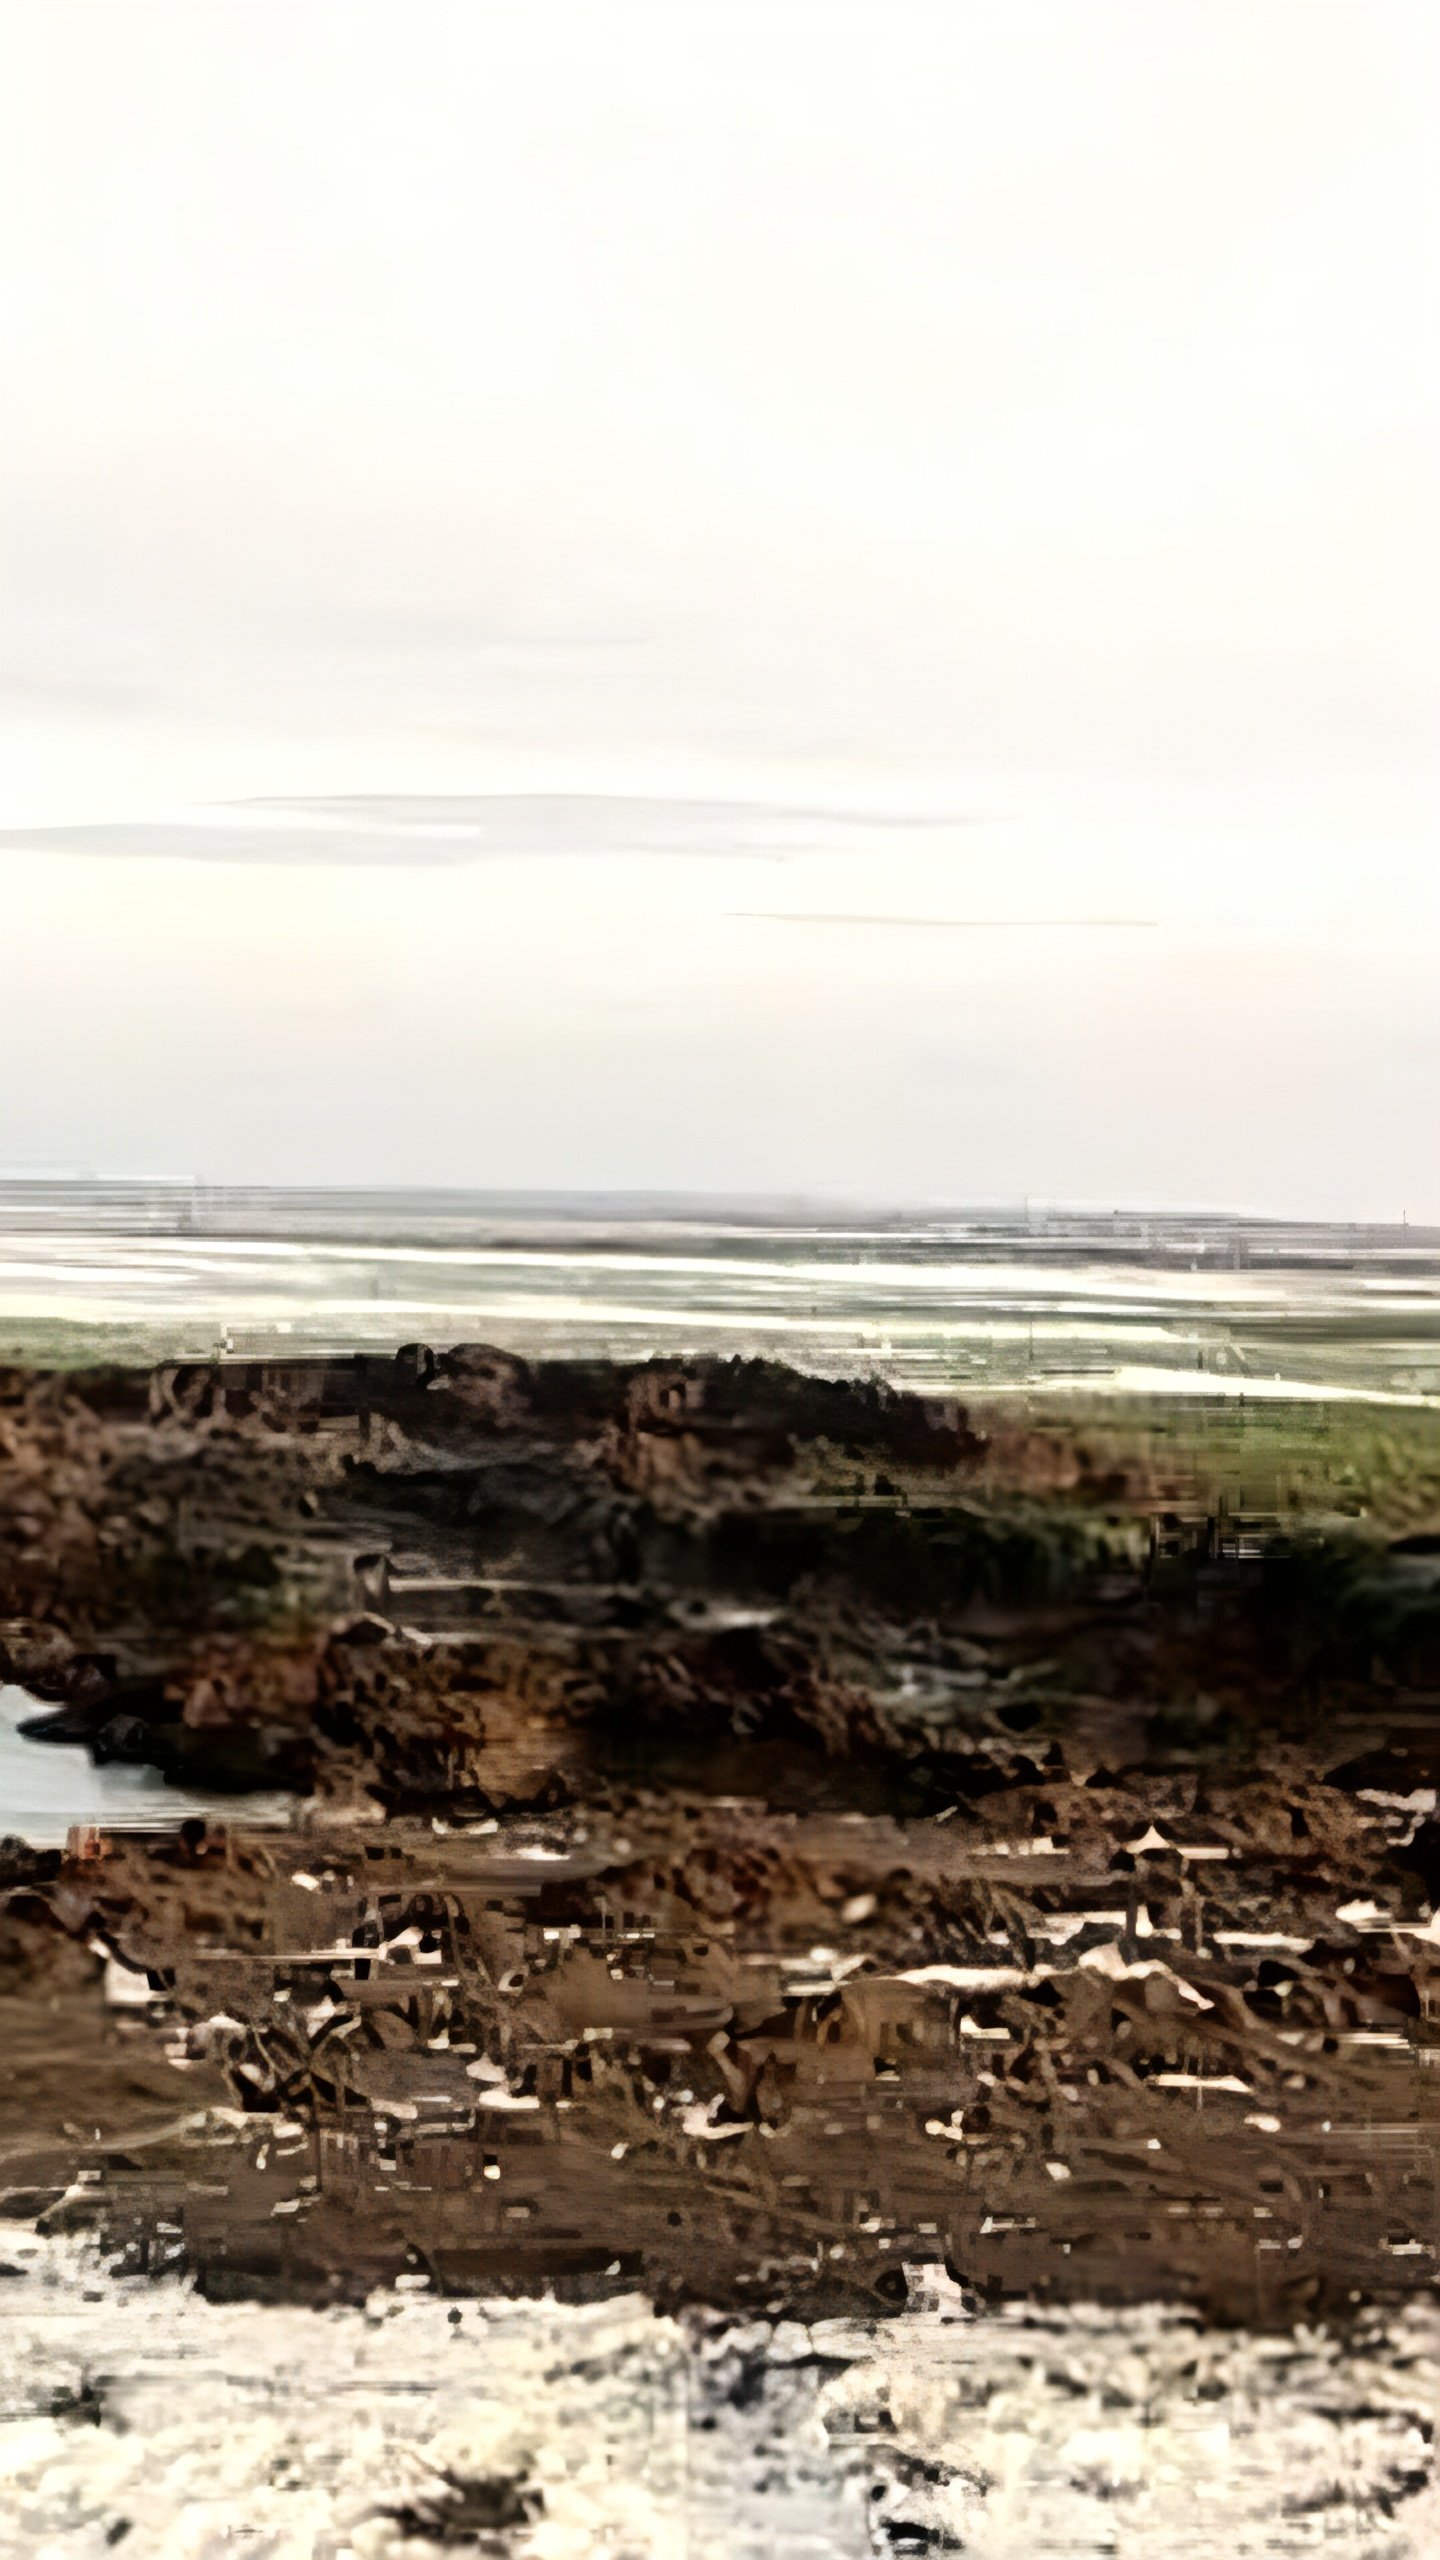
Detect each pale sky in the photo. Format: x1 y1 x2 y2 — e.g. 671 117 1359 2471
1 2 1436 1213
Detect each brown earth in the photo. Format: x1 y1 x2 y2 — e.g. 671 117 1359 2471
3 1348 1440 2320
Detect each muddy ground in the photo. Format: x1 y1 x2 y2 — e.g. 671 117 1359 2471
3 1348 1440 2322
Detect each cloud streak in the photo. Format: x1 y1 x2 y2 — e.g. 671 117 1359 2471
735 912 1156 930
0 795 987 867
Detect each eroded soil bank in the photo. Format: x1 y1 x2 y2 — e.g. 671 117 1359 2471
3 1349 1440 2321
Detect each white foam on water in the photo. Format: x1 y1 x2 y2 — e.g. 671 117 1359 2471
0 2230 1436 2558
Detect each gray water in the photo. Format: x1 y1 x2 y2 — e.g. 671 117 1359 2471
0 1688 291 1847
2 1185 1439 1400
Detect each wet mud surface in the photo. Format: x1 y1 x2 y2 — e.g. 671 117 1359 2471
3 1349 1440 2322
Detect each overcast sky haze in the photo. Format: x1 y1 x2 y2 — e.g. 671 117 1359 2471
1 3 1437 1214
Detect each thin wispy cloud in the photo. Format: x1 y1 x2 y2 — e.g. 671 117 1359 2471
736 912 1156 930
0 795 986 866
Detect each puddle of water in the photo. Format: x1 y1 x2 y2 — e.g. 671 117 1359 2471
0 1685 293 1847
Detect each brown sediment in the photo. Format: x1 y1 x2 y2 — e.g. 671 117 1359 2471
3 1348 1440 2319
